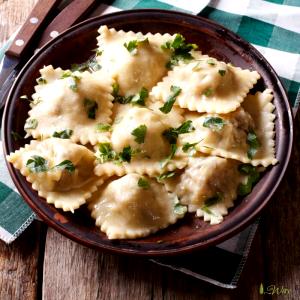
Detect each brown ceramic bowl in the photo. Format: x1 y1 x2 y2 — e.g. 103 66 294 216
2 10 293 256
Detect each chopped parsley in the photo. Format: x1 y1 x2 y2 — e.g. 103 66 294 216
203 88 214 97
54 160 75 173
131 124 147 144
182 141 199 153
71 57 101 73
96 123 112 132
124 38 149 55
53 129 73 139
11 131 23 141
162 34 198 69
26 156 76 174
159 85 182 114
118 146 133 163
96 143 117 163
201 192 223 214
131 87 148 106
112 84 148 106
161 144 177 168
173 197 187 215
163 120 195 144
138 177 150 189
207 58 216 66
218 69 226 76
36 77 47 84
157 171 176 182
84 99 98 119
247 129 261 159
61 71 81 92
237 163 260 196
24 118 38 130
203 117 225 131
26 156 48 173
124 40 138 54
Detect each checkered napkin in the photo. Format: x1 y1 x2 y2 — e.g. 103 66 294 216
0 0 299 288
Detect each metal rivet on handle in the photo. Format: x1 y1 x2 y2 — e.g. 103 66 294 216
50 31 59 38
30 17 39 24
15 39 24 46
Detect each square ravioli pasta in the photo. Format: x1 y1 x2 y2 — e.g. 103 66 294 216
24 65 114 145
7 138 103 212
179 89 277 167
151 54 260 114
94 105 188 177
96 25 176 96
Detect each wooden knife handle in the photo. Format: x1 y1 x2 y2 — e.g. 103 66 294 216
5 0 61 58
37 0 96 48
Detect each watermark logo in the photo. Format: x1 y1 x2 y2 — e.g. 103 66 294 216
259 283 290 296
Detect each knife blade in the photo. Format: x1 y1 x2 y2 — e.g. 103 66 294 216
0 0 96 109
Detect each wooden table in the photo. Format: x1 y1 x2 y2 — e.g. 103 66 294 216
0 1 299 299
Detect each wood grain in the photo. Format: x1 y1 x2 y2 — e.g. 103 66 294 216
0 221 42 300
42 227 267 300
0 0 38 48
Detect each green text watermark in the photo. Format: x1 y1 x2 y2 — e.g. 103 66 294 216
259 283 290 296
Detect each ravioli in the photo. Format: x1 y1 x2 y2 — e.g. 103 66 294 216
88 173 186 239
25 65 113 145
96 25 174 96
151 55 260 114
242 89 277 166
7 138 102 212
174 156 243 224
94 106 187 177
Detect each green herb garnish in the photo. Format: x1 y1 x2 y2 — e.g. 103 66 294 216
161 144 177 168
96 143 117 163
71 57 101 73
36 77 47 84
163 120 195 144
157 171 176 182
182 142 199 153
159 85 182 114
203 88 214 97
203 117 225 131
118 146 133 163
96 123 112 132
162 34 198 69
53 129 73 139
218 69 226 76
24 118 38 130
26 155 48 173
173 196 187 215
247 129 261 159
131 124 147 144
112 85 148 106
207 59 216 66
11 131 23 141
201 192 223 214
124 39 149 55
61 71 81 92
131 87 148 106
138 177 150 189
54 160 75 173
124 40 138 54
237 163 260 196
84 99 98 119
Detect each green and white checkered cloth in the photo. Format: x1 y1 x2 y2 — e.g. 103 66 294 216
0 0 299 288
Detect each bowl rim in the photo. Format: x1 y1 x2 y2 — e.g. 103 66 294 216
2 9 294 256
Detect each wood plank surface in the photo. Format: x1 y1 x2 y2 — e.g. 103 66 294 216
0 221 43 300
